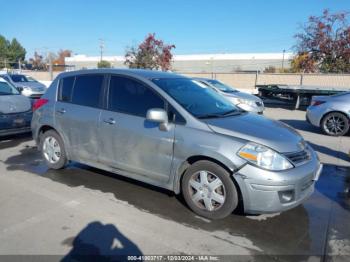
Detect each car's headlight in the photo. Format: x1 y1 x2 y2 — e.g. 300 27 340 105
238 142 293 171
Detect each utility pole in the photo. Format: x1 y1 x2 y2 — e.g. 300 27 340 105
99 38 105 61
48 52 53 81
18 59 22 72
282 49 286 71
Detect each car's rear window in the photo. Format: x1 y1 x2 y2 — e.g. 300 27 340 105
59 74 104 108
59 76 75 102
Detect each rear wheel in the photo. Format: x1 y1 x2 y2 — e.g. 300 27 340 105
40 130 67 169
181 160 238 219
321 112 349 136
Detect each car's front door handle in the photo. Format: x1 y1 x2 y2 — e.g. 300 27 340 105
103 118 116 125
56 108 66 114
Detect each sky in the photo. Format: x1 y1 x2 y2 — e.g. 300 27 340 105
1 0 349 58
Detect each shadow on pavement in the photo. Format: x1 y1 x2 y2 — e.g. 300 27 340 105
308 142 350 162
316 165 350 212
62 221 142 261
0 133 32 150
279 119 321 133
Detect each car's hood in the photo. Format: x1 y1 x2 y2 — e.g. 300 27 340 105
223 91 261 102
0 95 31 113
204 113 304 153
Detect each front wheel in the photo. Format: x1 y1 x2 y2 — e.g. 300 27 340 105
181 160 238 219
40 130 67 169
321 112 349 136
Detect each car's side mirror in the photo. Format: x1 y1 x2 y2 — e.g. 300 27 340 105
146 108 169 131
17 87 23 93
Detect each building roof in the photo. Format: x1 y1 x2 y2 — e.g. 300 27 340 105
65 52 294 63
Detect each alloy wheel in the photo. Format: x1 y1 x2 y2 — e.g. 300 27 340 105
324 115 347 135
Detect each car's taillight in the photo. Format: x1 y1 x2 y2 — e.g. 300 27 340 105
32 98 48 111
311 100 326 106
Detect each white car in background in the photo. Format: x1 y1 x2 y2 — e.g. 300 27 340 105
194 78 265 114
0 73 46 98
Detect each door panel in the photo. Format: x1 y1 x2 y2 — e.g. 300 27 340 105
98 110 175 182
98 75 175 182
54 102 101 162
54 74 104 162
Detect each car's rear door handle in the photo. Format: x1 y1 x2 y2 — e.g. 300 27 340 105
56 108 66 114
103 118 116 125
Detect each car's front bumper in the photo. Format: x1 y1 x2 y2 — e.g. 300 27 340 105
234 150 322 214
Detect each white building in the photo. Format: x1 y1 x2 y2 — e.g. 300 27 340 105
65 52 293 73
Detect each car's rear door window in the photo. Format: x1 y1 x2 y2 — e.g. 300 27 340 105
71 75 104 108
108 76 165 117
59 76 75 102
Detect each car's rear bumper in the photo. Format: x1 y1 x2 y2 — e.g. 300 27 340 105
234 150 322 214
0 126 32 136
0 111 32 137
306 106 324 127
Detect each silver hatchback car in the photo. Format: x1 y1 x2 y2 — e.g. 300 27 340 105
32 69 322 219
306 92 350 136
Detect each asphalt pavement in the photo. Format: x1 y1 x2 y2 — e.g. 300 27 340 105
0 107 349 261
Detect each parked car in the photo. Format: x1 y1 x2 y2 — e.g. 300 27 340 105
306 92 350 136
194 78 264 114
32 69 322 219
0 77 32 136
0 73 46 98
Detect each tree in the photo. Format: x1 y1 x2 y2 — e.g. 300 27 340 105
29 51 47 70
294 9 350 73
125 33 175 71
52 49 72 71
97 60 111 68
263 66 276 73
0 35 26 69
0 35 9 68
290 52 316 73
7 38 26 67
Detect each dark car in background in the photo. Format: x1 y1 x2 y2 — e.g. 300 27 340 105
0 73 46 99
0 77 32 136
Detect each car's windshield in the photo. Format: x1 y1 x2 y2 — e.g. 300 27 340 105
206 79 238 93
10 75 35 83
152 78 239 118
26 76 38 82
331 91 350 98
0 78 20 95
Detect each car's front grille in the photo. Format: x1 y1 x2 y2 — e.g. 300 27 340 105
284 149 311 165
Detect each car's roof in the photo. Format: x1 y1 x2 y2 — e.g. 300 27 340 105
59 68 186 80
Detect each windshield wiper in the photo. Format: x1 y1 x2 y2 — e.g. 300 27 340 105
197 113 224 119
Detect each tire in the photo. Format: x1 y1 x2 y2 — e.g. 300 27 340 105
181 160 238 219
321 112 349 136
39 130 67 169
